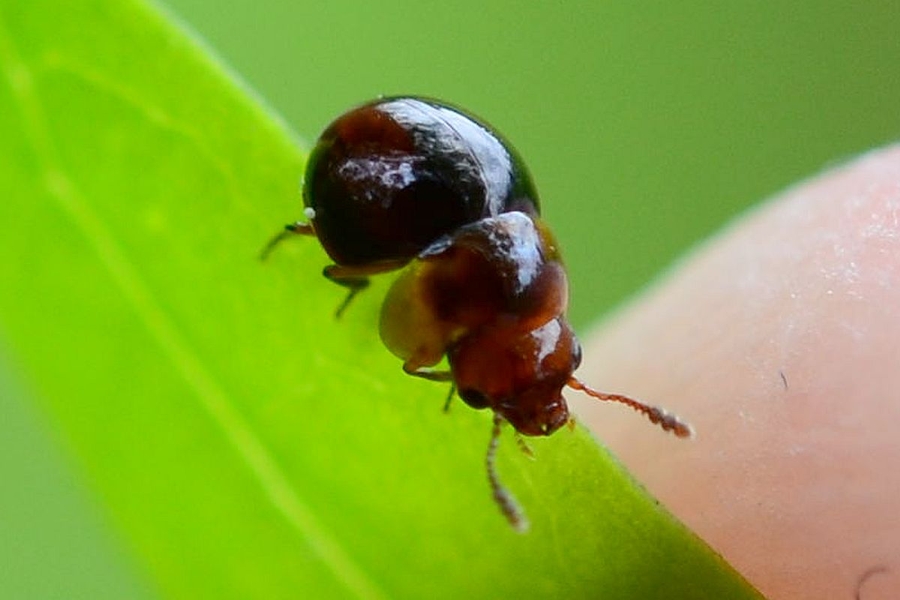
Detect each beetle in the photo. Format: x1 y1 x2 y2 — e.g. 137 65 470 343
262 97 691 531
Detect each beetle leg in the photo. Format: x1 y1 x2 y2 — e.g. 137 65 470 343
513 431 535 459
402 361 452 382
402 362 456 412
323 268 370 319
443 383 456 413
259 221 315 260
323 259 407 318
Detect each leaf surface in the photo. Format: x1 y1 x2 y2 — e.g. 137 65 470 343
0 2 763 598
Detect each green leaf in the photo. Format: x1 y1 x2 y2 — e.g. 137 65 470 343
0 1 764 598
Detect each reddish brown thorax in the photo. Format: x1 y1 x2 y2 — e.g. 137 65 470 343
379 211 578 436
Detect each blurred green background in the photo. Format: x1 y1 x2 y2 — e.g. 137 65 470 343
3 0 900 597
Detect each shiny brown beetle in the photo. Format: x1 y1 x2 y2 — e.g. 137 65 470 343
263 97 691 531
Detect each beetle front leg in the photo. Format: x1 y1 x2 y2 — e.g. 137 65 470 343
402 360 456 411
402 360 452 382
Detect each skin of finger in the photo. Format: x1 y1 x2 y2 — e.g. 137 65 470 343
571 145 900 600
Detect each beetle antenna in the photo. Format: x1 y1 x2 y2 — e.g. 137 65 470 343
487 414 529 533
567 377 694 438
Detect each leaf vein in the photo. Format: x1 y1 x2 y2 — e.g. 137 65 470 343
0 15 385 600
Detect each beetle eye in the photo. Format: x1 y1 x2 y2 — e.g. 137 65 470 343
459 389 490 409
571 341 583 369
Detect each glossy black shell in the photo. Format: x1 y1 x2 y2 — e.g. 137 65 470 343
303 97 541 266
